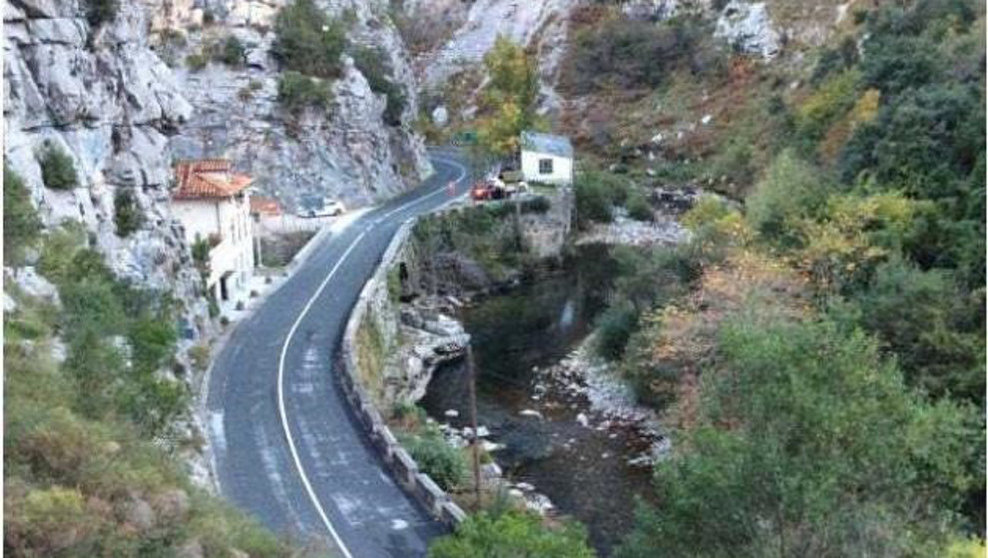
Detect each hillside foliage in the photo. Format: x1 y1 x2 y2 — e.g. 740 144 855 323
553 0 985 554
4 200 296 555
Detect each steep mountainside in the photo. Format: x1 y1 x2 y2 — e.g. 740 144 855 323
149 0 431 209
401 0 853 132
4 0 211 332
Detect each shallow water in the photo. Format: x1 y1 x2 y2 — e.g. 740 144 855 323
420 244 659 555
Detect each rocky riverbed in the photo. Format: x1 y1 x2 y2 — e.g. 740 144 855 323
419 244 664 554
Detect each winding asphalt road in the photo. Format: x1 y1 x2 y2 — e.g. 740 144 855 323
205 149 472 557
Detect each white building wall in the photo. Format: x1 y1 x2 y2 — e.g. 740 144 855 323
521 150 573 185
173 193 254 310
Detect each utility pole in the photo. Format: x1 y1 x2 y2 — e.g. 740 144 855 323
467 345 481 509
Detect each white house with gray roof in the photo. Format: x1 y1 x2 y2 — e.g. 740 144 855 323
520 130 573 185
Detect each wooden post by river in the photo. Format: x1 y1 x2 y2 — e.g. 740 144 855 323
467 345 481 509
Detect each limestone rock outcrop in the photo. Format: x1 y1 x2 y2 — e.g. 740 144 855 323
4 0 207 318
162 0 432 209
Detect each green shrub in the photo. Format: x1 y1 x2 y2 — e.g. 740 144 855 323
429 510 594 558
574 172 616 227
617 314 979 557
520 196 551 214
113 189 143 237
215 35 246 67
191 235 211 272
625 191 653 222
400 426 467 491
185 52 208 71
746 149 830 246
129 316 177 375
3 166 42 265
86 0 118 28
272 0 347 79
37 224 87 284
387 266 403 302
39 143 78 190
189 344 211 372
392 401 427 429
562 17 723 94
847 258 983 400
595 301 638 361
277 71 332 113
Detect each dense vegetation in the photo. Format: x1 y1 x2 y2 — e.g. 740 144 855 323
572 171 658 228
272 0 347 79
555 1 986 555
4 173 296 556
277 70 332 114
412 202 536 283
391 404 468 491
475 36 542 157
4 166 42 265
429 509 595 558
562 13 724 95
271 0 345 113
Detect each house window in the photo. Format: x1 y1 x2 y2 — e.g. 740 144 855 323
539 158 553 175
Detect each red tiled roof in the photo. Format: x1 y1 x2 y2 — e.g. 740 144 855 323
250 196 282 215
173 160 252 200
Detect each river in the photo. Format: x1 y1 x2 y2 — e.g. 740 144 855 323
420 243 660 555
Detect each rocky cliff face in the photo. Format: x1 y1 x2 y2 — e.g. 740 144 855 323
4 0 216 485
156 0 432 209
406 0 845 124
404 0 574 116
4 0 433 318
4 0 208 317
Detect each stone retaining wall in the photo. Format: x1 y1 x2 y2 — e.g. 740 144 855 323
339 222 467 528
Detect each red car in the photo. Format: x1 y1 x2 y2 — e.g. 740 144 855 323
470 181 509 201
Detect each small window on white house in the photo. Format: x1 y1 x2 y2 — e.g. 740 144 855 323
539 158 553 175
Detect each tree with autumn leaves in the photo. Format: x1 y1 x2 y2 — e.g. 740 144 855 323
475 36 544 157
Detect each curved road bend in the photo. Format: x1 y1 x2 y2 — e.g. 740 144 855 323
205 151 472 557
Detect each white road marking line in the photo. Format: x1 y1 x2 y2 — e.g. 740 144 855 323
276 157 466 557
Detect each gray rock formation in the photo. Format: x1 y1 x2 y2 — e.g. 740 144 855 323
406 0 574 116
161 0 432 209
4 0 209 326
621 0 713 21
714 1 781 58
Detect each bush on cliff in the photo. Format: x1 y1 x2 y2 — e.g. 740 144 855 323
277 71 332 114
113 189 143 237
272 0 347 79
39 143 78 190
215 35 247 67
3 166 42 265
